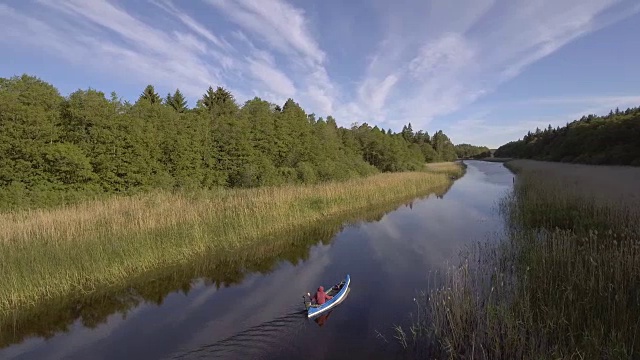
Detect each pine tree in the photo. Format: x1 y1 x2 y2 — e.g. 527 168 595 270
401 123 414 142
139 85 161 104
201 86 216 111
168 89 187 113
213 87 234 112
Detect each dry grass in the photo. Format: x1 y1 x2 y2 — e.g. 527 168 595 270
0 199 420 348
507 159 640 208
425 162 466 178
400 160 640 359
0 170 460 314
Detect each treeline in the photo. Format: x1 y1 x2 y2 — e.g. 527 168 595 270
0 74 461 208
495 106 640 165
454 144 491 159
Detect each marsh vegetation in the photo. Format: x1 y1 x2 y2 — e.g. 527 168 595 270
400 160 640 359
0 184 457 349
0 167 462 315
0 75 475 315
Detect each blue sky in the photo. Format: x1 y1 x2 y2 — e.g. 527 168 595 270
1 0 639 147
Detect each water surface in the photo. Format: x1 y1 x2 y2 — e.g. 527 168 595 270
0 161 513 359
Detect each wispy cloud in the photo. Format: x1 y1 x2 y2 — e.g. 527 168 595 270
247 56 296 98
0 0 327 105
350 0 640 130
206 0 325 64
205 0 337 113
152 0 230 50
1 0 638 143
1 1 222 97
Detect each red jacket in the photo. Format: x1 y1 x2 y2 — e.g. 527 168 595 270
312 286 333 305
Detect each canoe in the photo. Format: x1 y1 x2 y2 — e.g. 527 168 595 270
305 274 350 318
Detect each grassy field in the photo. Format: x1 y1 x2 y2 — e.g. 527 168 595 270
400 159 640 359
0 164 462 315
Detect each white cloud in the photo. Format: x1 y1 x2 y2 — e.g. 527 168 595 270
1 0 638 142
1 1 221 97
173 31 207 53
205 0 338 113
152 0 230 50
0 0 330 106
347 74 399 122
370 75 399 107
206 0 325 65
351 0 640 132
408 33 475 78
247 57 296 99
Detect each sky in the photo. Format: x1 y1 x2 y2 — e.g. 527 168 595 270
1 0 640 148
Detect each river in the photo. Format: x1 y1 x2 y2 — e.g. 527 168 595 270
0 161 513 359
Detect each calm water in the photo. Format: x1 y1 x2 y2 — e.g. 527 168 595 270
0 161 513 360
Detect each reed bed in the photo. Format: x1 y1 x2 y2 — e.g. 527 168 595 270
424 162 466 177
400 160 640 359
0 170 458 314
1 202 409 348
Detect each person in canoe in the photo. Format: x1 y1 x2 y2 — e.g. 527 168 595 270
310 286 333 305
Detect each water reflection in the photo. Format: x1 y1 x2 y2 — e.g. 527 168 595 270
0 184 453 352
2 162 514 360
314 311 332 327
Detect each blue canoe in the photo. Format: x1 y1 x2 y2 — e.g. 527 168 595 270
305 275 351 318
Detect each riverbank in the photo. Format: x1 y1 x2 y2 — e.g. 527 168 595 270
2 187 461 349
404 160 640 358
425 161 466 176
0 165 462 314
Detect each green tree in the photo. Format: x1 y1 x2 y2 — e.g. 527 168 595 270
0 75 64 188
42 143 96 185
432 130 457 161
455 143 491 159
139 85 161 105
165 89 188 113
401 123 414 143
1 73 479 209
199 86 216 111
495 106 640 165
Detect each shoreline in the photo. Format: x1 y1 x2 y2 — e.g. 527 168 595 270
407 159 640 358
0 164 463 315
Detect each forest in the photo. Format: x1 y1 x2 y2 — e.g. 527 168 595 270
453 143 491 159
0 74 462 209
495 106 640 165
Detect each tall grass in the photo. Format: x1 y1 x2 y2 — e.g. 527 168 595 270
1 199 436 348
0 169 459 315
425 162 466 178
399 160 640 359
